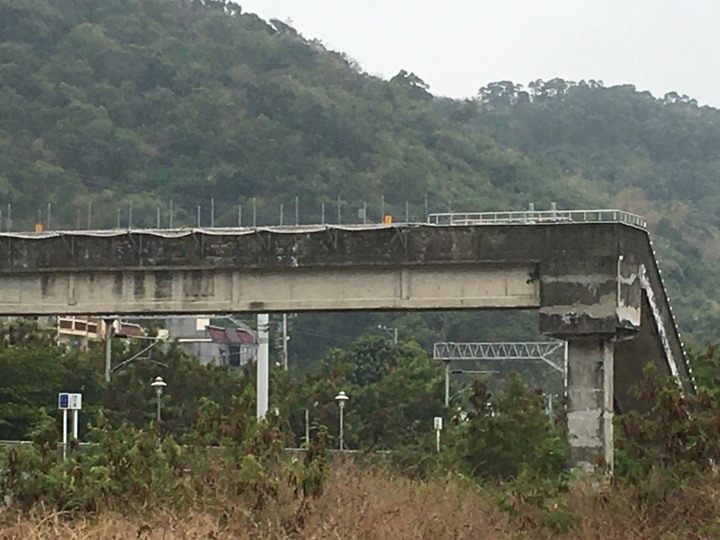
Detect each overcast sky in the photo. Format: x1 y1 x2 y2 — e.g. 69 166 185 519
240 0 720 107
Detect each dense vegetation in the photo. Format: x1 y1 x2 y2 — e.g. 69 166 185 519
3 321 720 537
0 0 550 228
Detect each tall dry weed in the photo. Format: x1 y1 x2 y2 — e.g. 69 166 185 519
299 464 511 539
0 464 511 539
3 466 720 539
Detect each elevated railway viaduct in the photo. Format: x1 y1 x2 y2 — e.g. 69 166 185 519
0 210 693 472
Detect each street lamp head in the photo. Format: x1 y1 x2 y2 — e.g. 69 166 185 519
151 376 167 396
335 390 349 403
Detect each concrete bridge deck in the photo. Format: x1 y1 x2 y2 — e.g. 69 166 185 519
0 218 693 472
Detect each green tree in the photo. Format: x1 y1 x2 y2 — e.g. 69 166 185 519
277 334 444 451
450 373 565 480
0 321 104 439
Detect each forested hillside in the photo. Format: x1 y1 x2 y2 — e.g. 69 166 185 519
1 0 720 346
0 0 562 227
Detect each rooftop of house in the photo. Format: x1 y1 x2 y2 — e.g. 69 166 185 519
206 325 257 346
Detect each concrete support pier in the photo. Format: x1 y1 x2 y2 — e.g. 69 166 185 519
565 339 614 473
539 251 642 473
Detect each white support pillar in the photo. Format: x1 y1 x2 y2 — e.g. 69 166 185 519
72 409 79 440
256 313 270 419
566 339 614 473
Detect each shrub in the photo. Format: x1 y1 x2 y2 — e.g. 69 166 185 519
449 373 566 481
617 364 720 481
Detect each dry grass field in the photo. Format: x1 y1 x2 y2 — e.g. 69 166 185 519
2 465 720 539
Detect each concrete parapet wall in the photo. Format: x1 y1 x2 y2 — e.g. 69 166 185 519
0 223 625 273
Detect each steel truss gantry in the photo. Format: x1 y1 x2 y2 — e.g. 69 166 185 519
434 341 567 407
433 341 567 373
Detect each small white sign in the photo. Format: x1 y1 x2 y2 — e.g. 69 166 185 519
58 393 82 410
434 417 443 430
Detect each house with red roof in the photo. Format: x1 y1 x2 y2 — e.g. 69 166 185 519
167 317 258 367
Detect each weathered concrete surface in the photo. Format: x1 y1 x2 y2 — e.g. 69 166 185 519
0 265 538 313
566 339 614 473
0 222 693 470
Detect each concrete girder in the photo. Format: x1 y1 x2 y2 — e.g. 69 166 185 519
0 265 539 315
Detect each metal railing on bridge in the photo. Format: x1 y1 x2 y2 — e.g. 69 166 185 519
427 209 647 229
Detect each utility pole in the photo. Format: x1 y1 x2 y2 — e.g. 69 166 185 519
377 325 398 344
444 360 450 407
256 314 269 419
282 313 289 370
304 407 310 446
104 318 114 383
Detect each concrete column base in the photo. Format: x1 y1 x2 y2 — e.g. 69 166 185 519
566 339 614 473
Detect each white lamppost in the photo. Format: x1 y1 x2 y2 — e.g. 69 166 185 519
151 376 167 422
335 391 349 450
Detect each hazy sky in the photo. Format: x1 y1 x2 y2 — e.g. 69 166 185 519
240 0 720 107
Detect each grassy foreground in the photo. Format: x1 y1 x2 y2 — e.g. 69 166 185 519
2 464 720 539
